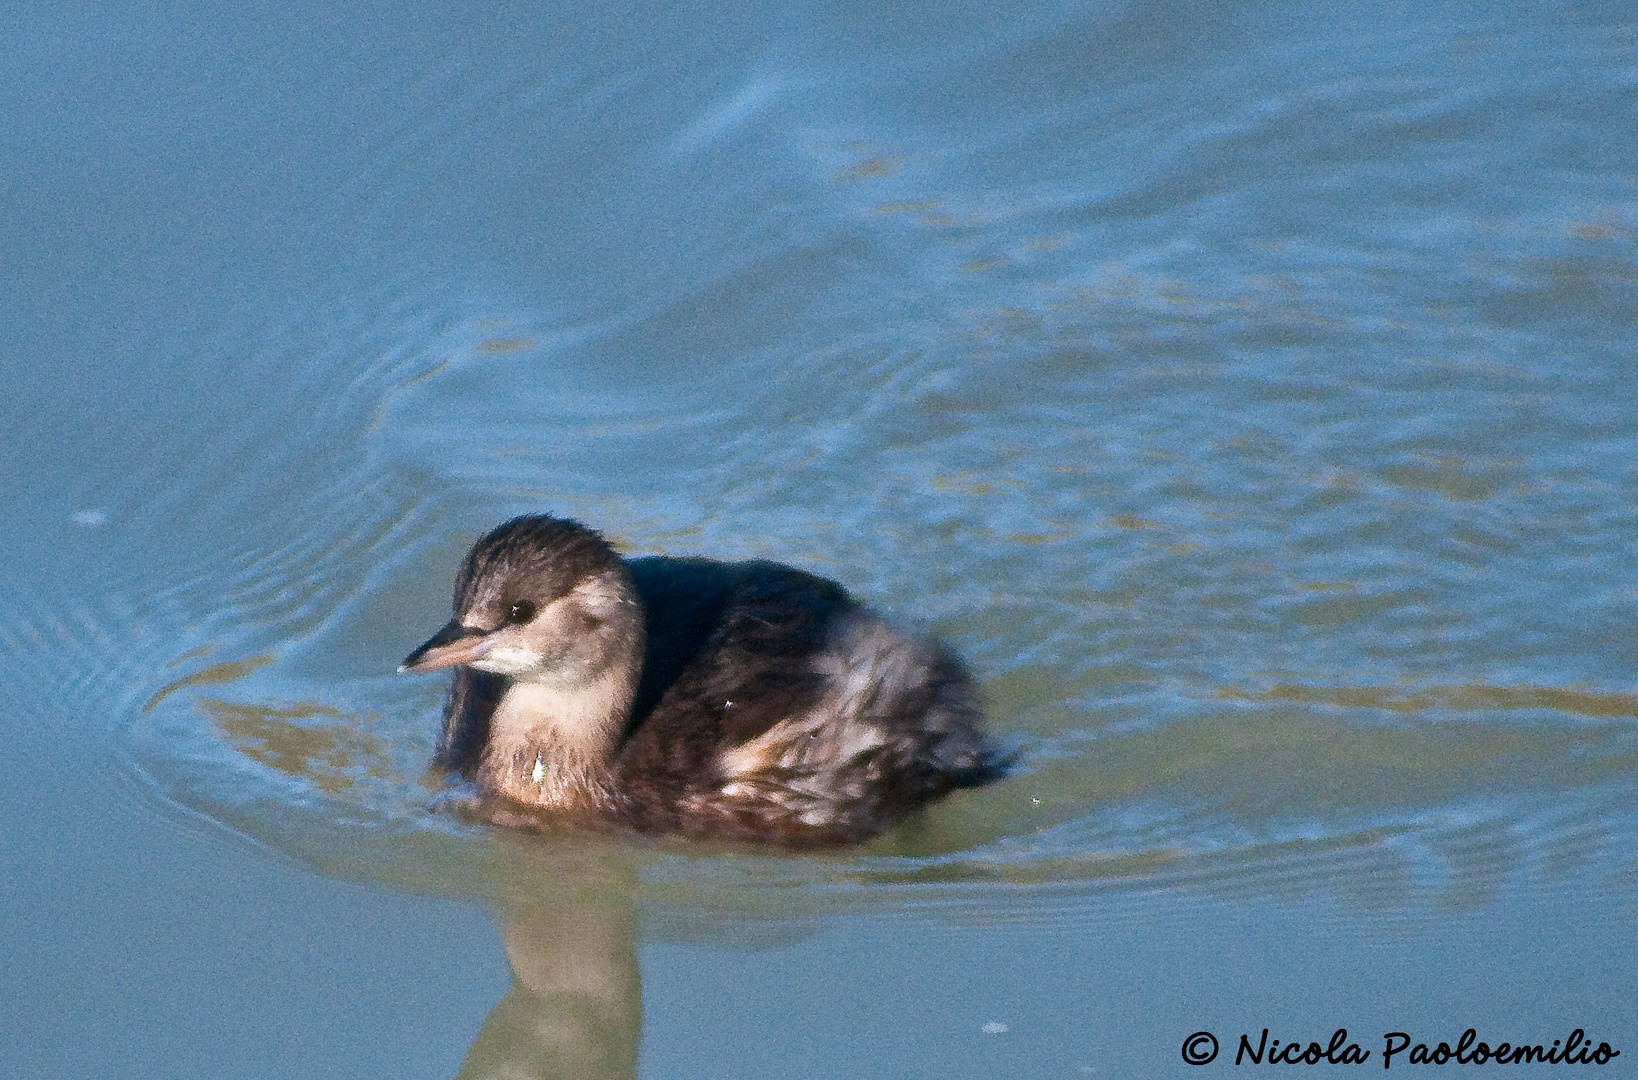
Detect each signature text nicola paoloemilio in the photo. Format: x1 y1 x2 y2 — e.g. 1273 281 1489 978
1178 1028 1621 1068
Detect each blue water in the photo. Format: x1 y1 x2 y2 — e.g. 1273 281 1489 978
3 0 1635 1075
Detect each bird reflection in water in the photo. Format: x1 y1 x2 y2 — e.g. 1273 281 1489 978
455 836 642 1080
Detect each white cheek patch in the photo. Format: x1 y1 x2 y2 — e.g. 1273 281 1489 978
568 573 639 631
470 642 541 676
486 575 639 681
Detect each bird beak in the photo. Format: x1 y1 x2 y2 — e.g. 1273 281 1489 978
399 620 489 673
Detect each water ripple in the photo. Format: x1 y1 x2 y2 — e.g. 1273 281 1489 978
1 0 1614 924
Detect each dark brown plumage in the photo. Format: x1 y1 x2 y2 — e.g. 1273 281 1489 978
401 514 1007 846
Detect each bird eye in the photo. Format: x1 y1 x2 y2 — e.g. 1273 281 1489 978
507 600 536 624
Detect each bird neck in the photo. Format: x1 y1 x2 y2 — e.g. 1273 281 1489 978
480 665 637 811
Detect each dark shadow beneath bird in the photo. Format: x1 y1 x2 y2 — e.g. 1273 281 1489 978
401 515 1009 847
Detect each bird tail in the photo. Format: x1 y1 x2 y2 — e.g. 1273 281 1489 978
944 738 1022 789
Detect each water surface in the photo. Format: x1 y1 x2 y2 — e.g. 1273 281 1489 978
3 0 1635 1075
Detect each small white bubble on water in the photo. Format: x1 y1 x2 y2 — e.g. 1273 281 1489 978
72 510 108 526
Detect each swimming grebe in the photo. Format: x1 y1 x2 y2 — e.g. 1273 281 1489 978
399 515 1005 846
